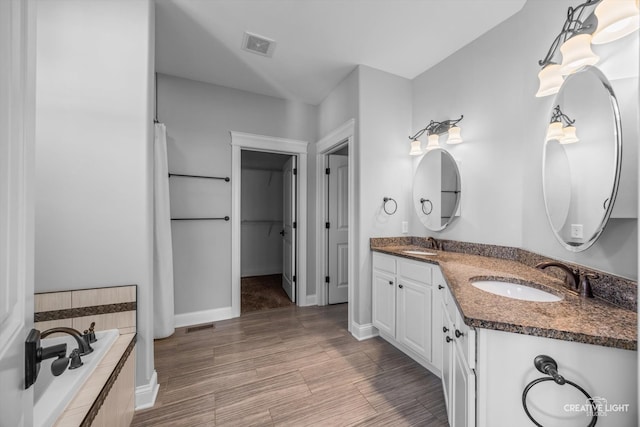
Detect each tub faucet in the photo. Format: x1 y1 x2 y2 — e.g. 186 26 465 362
427 237 442 250
41 327 94 356
535 261 579 291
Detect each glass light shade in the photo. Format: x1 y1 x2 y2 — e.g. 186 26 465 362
559 34 600 75
536 64 564 97
591 0 640 44
560 126 580 144
446 126 463 144
545 122 564 141
409 139 423 156
425 134 441 151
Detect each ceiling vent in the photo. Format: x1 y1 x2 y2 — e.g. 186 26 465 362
242 32 276 57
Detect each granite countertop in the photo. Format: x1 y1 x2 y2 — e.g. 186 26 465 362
372 245 637 351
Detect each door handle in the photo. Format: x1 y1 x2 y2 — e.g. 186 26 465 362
438 285 444 290
388 281 393 285
455 329 464 338
446 336 453 343
279 230 285 236
398 284 403 289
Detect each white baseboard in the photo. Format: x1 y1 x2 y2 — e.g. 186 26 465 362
350 322 378 341
135 370 159 410
174 306 235 328
301 294 317 306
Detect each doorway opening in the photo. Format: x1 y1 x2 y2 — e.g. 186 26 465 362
315 119 355 333
325 145 349 305
230 131 309 319
240 151 296 314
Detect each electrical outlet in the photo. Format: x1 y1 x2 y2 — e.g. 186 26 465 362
571 224 583 239
402 221 409 234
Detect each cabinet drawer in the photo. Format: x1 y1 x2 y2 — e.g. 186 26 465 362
398 258 432 284
373 252 396 274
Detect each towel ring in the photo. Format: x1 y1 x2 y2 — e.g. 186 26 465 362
383 197 397 215
420 198 433 215
522 355 597 427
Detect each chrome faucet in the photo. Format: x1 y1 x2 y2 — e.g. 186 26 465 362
535 261 595 298
427 237 442 250
41 327 94 356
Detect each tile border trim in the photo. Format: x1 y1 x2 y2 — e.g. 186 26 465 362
34 302 137 322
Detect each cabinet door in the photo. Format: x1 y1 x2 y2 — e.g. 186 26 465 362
372 270 396 336
397 278 432 361
453 339 476 427
431 269 446 372
441 299 454 423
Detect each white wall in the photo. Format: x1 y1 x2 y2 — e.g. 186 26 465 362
317 66 412 326
357 66 413 325
35 0 155 391
158 74 317 316
240 167 284 277
409 0 638 280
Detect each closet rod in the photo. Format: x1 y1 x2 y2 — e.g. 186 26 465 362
171 216 230 221
169 173 230 182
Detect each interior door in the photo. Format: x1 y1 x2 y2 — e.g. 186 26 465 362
327 154 348 304
0 1 35 425
281 156 296 302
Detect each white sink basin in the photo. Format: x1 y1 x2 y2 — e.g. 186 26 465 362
471 280 562 302
403 250 437 256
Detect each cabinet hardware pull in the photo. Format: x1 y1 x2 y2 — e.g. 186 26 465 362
446 336 453 343
455 329 464 338
398 284 403 289
438 285 444 290
443 326 449 333
388 281 393 285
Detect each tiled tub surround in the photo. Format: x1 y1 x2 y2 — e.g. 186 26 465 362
33 285 137 427
371 238 637 350
35 285 137 335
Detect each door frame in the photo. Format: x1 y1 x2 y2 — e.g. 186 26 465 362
230 131 308 318
315 119 355 326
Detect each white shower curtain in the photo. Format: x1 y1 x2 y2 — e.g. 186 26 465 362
153 122 175 339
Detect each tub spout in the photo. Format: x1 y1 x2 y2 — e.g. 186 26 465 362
41 327 93 356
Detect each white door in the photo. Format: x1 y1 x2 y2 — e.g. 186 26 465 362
327 154 348 304
281 156 296 302
441 301 453 420
371 270 396 337
397 278 432 361
0 1 35 425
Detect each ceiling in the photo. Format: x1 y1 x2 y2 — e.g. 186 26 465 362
155 0 526 105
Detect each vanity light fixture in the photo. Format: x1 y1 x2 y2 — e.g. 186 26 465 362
546 105 580 144
536 0 639 97
408 115 464 156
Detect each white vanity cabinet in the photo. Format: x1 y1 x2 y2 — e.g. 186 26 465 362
441 285 476 427
372 252 438 369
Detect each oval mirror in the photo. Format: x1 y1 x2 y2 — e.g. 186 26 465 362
413 148 461 231
542 66 621 252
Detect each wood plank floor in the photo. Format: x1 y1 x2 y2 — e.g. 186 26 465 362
131 304 449 426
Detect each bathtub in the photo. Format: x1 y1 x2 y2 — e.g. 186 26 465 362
33 329 119 427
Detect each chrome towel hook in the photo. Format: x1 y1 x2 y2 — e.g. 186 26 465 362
382 197 397 215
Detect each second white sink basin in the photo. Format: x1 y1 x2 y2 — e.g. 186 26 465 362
471 280 562 302
403 250 437 256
